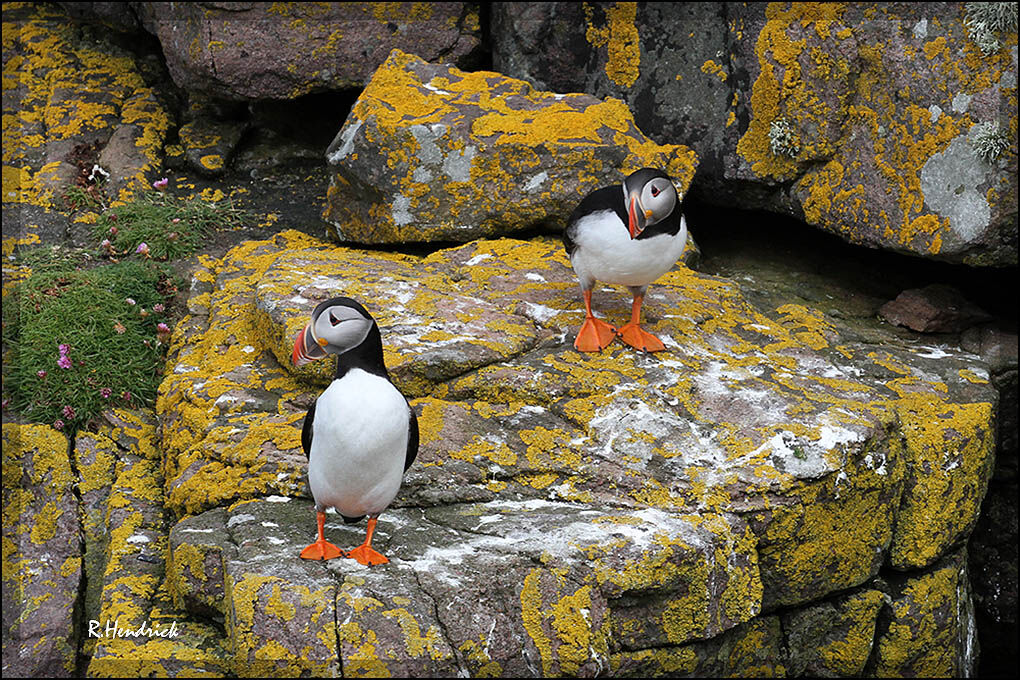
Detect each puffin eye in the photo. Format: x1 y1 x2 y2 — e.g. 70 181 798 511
329 311 341 326
650 186 661 197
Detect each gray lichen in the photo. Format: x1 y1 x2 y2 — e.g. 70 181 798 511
970 122 1010 162
769 118 800 158
964 2 1019 55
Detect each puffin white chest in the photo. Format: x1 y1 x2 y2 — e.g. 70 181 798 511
571 210 688 288
307 368 410 517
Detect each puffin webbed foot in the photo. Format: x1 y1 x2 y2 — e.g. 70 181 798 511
347 544 389 566
574 316 617 352
618 322 666 352
300 539 344 561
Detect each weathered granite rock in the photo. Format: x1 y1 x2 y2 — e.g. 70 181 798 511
134 3 482 101
1 422 81 677
492 2 735 187
158 228 998 647
870 549 979 677
323 49 699 244
782 588 886 677
493 2 1018 266
177 102 248 178
880 283 993 333
83 410 231 677
1 3 172 252
167 497 760 677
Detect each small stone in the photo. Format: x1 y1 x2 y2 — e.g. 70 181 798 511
879 284 992 333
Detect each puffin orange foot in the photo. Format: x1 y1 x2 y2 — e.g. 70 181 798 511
300 539 344 561
347 544 389 566
574 316 617 352
618 322 666 352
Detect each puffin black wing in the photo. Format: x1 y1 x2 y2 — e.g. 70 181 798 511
301 400 316 461
404 404 419 472
563 184 628 257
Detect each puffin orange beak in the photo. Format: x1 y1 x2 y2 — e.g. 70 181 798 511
292 324 326 366
627 193 645 239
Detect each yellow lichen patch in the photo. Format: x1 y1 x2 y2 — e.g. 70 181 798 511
380 607 448 660
873 553 970 677
228 572 336 676
701 59 729 82
519 568 609 676
4 6 171 206
816 589 886 676
584 2 641 88
889 395 994 568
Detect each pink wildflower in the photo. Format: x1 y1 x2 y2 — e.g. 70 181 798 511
57 355 72 369
136 242 149 257
37 369 47 378
59 343 70 356
62 405 76 419
153 177 169 191
100 388 112 399
122 391 132 402
53 419 65 430
153 303 165 313
125 298 136 305
171 218 180 223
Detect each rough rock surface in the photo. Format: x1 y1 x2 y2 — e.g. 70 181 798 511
492 2 1018 266
134 2 483 101
2 3 173 247
147 228 998 673
323 49 699 244
2 422 81 678
870 549 979 677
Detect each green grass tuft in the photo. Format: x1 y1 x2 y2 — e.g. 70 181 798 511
2 256 181 432
92 192 248 260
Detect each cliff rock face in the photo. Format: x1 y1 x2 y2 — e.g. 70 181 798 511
2 3 1012 676
141 229 995 674
135 2 483 101
2 227 998 675
493 2 1018 265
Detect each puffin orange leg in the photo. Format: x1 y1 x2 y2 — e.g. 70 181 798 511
300 511 344 560
617 294 666 352
346 517 389 566
574 289 617 352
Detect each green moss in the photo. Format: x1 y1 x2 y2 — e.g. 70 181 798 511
2 258 180 430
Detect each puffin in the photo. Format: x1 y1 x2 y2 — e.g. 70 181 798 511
291 296 418 566
563 167 687 352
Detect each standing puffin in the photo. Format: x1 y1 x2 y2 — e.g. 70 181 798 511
563 167 687 352
291 297 418 566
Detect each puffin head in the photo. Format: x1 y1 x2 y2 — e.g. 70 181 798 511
292 297 376 367
622 168 678 239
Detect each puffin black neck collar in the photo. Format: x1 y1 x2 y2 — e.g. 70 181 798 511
334 323 390 380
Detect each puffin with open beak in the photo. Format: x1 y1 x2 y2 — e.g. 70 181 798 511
563 167 687 352
292 296 418 566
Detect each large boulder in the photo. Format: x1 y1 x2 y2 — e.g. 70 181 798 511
134 3 483 101
148 227 997 672
322 49 699 244
492 2 1018 265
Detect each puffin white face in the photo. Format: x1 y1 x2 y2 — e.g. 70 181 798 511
292 299 375 367
622 169 679 239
